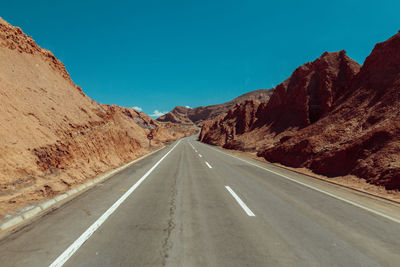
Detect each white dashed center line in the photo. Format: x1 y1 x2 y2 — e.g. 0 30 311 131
199 154 203 157
205 161 212 169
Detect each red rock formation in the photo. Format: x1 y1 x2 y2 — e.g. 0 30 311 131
200 36 400 189
200 51 361 150
199 100 262 149
259 32 400 189
255 50 360 132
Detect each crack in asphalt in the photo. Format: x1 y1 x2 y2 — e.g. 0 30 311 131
161 170 178 266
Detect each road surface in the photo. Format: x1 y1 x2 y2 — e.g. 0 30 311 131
1 136 400 266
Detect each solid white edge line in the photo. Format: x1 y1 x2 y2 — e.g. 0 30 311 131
225 186 255 216
205 161 212 169
49 140 182 267
205 144 400 225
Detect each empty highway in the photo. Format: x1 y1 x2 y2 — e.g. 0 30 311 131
1 136 400 266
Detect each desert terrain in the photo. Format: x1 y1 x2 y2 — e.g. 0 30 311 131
0 18 197 216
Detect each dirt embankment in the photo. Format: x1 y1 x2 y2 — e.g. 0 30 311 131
0 18 197 217
200 36 400 190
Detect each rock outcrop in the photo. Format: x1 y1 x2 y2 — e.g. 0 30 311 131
254 51 361 132
201 32 400 189
200 51 361 150
259 32 400 189
199 100 262 150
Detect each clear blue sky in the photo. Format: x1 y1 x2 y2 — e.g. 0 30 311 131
2 0 399 116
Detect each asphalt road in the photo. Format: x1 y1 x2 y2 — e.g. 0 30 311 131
1 136 400 267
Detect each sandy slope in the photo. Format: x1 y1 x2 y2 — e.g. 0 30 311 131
0 18 197 216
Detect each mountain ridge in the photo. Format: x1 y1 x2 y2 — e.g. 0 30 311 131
157 88 274 125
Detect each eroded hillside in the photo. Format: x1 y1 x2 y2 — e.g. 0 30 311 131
0 18 197 216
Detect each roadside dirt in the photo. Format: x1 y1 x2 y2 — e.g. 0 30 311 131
218 147 400 203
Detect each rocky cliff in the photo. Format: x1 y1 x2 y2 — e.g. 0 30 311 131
255 51 360 132
260 32 400 189
200 51 360 150
200 33 400 189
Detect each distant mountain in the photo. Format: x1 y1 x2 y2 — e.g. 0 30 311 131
157 106 193 124
157 89 274 124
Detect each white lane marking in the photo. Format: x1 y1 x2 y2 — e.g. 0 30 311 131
225 186 255 216
189 142 195 149
189 142 198 153
205 161 212 169
199 154 203 158
49 140 182 267
206 145 400 224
